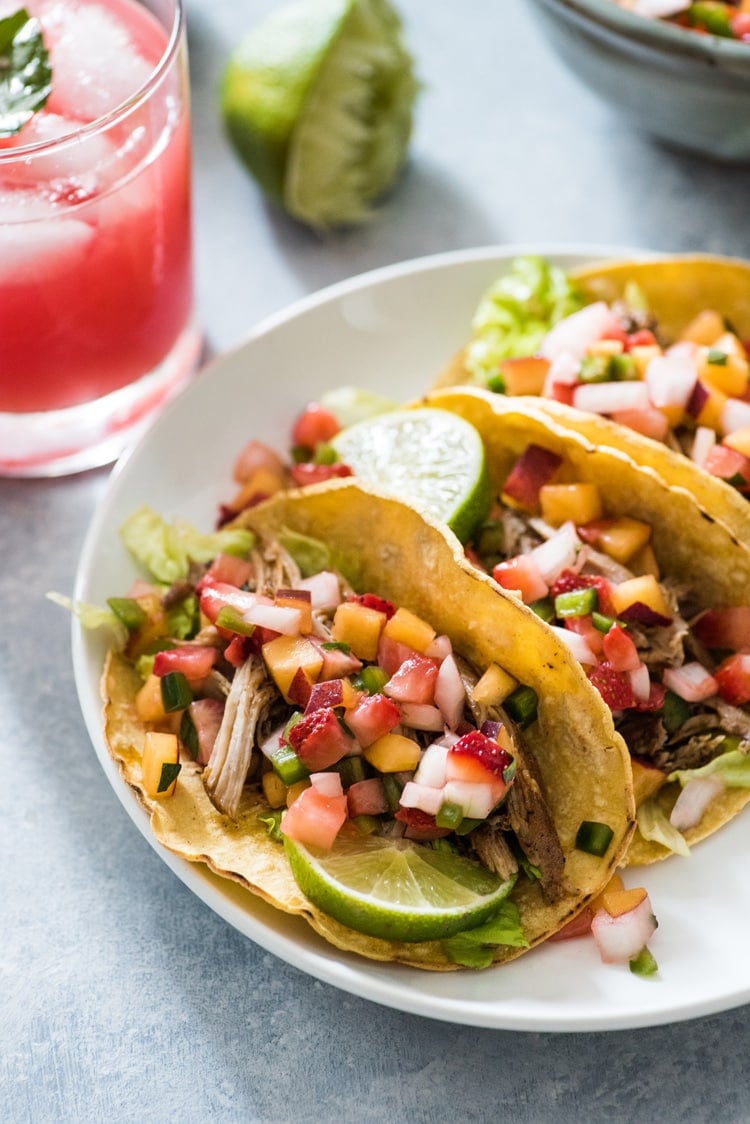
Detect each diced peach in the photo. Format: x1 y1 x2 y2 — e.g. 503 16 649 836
539 482 603 527
471 663 517 707
680 308 725 346
135 674 169 723
694 382 728 432
610 574 671 618
331 601 386 661
262 769 288 809
126 593 169 659
590 872 624 913
363 733 422 773
499 355 551 395
722 426 750 458
630 344 662 378
587 338 624 358
275 589 313 634
631 758 667 807
261 634 324 702
228 466 285 512
599 886 648 918
697 347 748 398
382 607 436 654
141 731 180 799
579 517 652 564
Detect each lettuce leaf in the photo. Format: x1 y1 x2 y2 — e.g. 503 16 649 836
441 898 528 969
669 748 750 790
636 796 690 858
120 506 255 583
465 255 585 385
46 591 128 649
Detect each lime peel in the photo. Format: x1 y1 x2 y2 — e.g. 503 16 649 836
284 834 516 943
330 407 491 543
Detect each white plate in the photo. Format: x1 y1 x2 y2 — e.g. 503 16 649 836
73 244 750 1031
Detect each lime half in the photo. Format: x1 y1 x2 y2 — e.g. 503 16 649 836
221 0 418 228
284 834 514 942
330 407 491 543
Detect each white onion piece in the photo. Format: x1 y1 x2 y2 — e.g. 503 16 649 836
425 633 452 661
434 654 465 730
626 0 691 18
720 398 750 436
550 625 598 665
259 722 286 760
644 351 697 412
414 741 450 787
310 771 344 797
691 426 716 467
628 663 651 702
244 602 302 635
442 779 497 820
399 781 444 816
670 775 725 831
531 521 581 583
662 661 718 702
398 702 445 732
539 302 619 361
546 350 581 386
573 380 651 415
295 570 342 611
591 896 657 964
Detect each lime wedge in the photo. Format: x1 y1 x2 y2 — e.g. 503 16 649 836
330 407 491 543
221 0 418 228
284 834 514 942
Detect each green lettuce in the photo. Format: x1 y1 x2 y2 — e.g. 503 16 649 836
120 506 255 584
636 796 690 858
441 898 528 969
669 748 750 789
465 255 585 386
46 591 128 649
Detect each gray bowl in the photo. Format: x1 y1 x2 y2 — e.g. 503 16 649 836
528 0 750 161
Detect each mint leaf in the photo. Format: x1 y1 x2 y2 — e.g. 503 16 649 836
0 10 52 138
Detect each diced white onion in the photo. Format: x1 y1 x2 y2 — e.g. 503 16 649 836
549 625 598 665
425 633 453 661
546 350 581 386
573 380 651 415
670 775 725 832
259 722 286 760
295 570 342 612
691 426 716 467
628 662 651 702
662 661 718 702
591 896 657 964
644 351 697 411
414 742 450 788
530 521 581 584
433 654 465 730
720 398 750 436
442 780 496 821
310 772 344 797
539 302 619 361
398 703 445 732
244 602 302 635
399 781 444 816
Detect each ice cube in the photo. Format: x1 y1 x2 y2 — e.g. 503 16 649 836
41 1 156 123
0 217 94 283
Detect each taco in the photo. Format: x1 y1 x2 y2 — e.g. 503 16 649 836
102 480 634 970
421 387 750 865
435 253 750 541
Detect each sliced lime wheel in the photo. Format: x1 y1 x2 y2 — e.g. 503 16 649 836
284 833 514 942
330 407 491 543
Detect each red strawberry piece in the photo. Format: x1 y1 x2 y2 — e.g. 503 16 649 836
288 707 353 770
449 729 514 781
393 806 451 840
550 570 616 616
588 661 636 710
347 592 397 619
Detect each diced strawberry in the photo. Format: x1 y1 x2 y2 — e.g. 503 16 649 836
347 777 389 817
281 786 348 850
377 633 418 676
232 439 285 485
305 679 349 713
344 692 401 747
198 581 266 624
289 462 353 486
546 381 576 406
502 445 563 510
309 638 364 680
703 444 750 492
565 615 605 657
186 698 225 765
627 328 658 348
635 681 666 713
694 607 750 652
153 645 218 681
714 652 750 706
492 554 549 604
547 907 594 942
447 730 514 784
205 552 254 588
287 666 314 707
602 624 640 671
288 707 354 769
346 592 395 621
393 806 452 840
588 661 636 710
383 654 439 705
291 403 341 450
224 635 252 668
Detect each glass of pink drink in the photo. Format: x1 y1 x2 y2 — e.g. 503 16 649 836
0 0 200 476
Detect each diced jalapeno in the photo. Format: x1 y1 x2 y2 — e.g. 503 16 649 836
487 373 506 394
592 611 617 633
454 817 484 836
352 666 389 695
609 353 638 381
630 947 659 977
530 595 555 623
179 710 199 759
160 671 192 713
579 355 612 384
157 762 182 793
352 814 381 835
334 756 367 787
661 689 691 735
575 820 615 856
504 684 538 728
707 348 728 366
381 773 404 813
435 800 464 829
215 606 256 635
107 596 146 631
270 744 309 786
554 587 598 619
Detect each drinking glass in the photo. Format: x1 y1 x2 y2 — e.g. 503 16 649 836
0 0 201 476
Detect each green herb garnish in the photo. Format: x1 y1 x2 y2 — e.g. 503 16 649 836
0 10 52 138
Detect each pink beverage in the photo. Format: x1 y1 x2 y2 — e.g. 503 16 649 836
0 0 200 475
